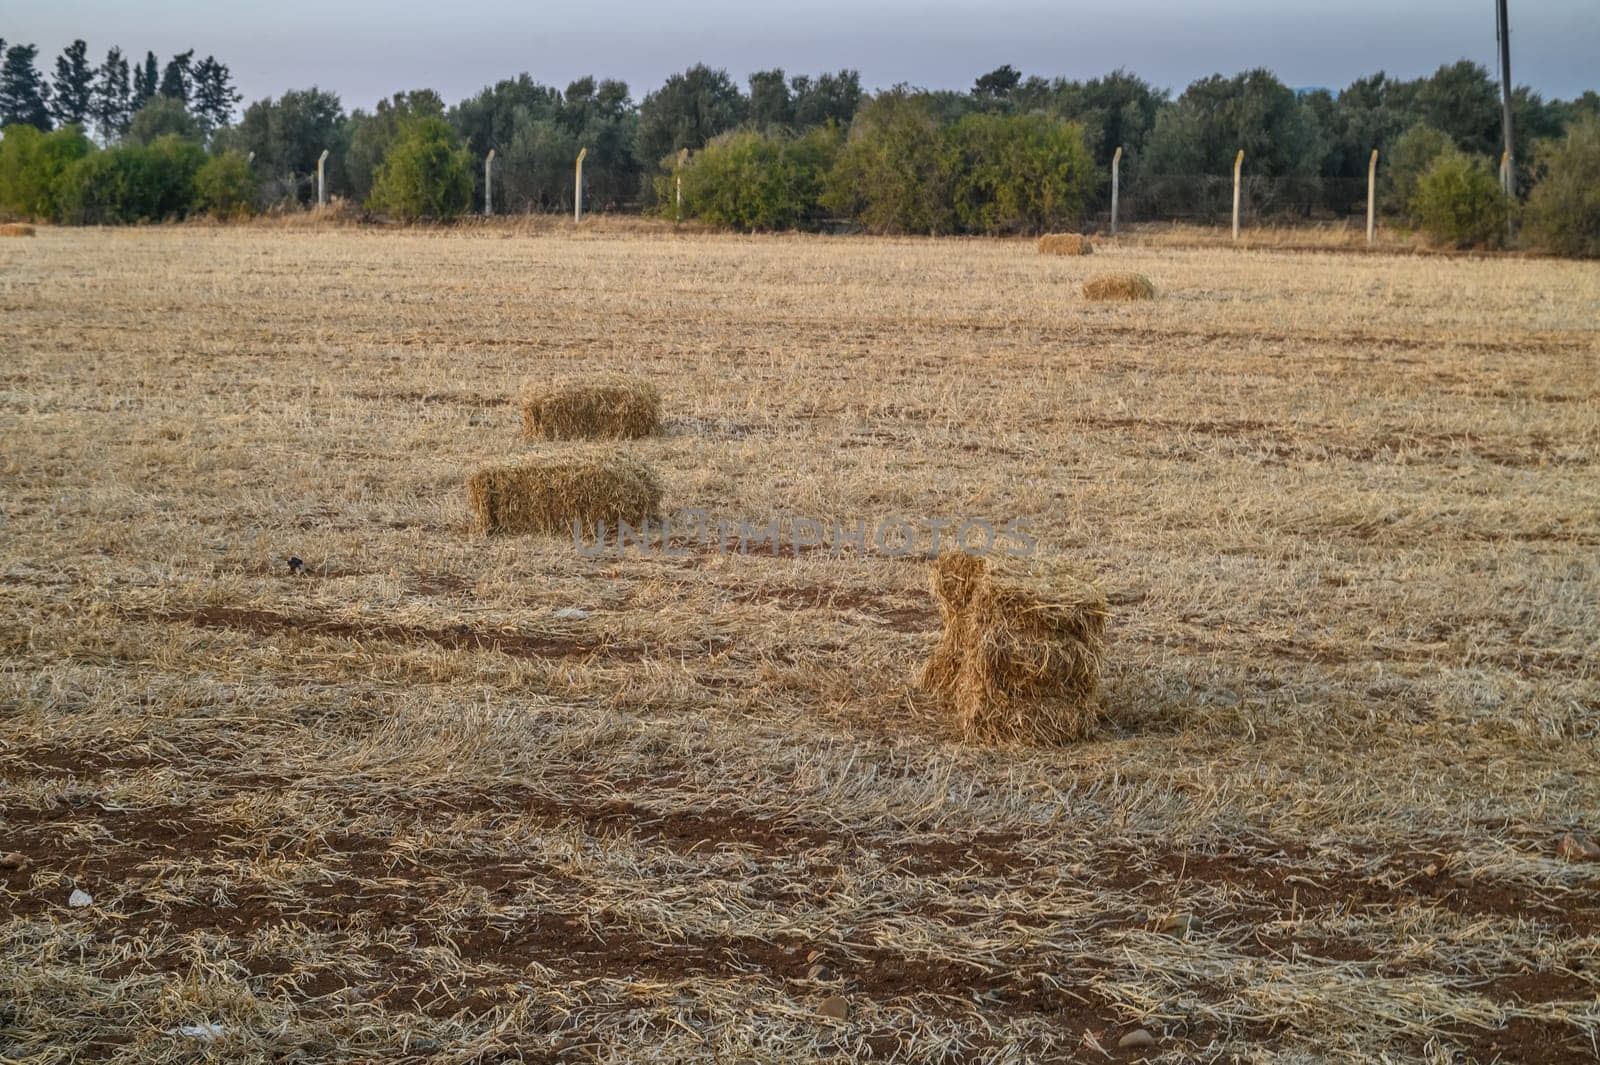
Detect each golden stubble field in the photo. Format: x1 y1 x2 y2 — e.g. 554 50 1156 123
2 222 1598 1063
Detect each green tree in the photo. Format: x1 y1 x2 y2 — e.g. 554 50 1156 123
1383 121 1454 220
790 70 861 129
0 123 91 218
92 47 133 142
221 88 346 203
1524 116 1600 257
1414 61 1499 157
368 115 472 220
159 50 194 103
345 89 444 200
189 56 240 138
1049 69 1166 171
942 111 1095 233
127 96 202 145
50 40 94 129
636 65 745 171
133 51 158 108
1146 69 1318 177
192 149 257 216
1 44 53 130
973 65 1022 102
1410 147 1507 248
748 69 791 129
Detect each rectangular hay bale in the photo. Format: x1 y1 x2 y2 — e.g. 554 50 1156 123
468 454 662 536
520 375 661 440
921 552 1108 745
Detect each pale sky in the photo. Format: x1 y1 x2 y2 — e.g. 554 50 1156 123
7 1 1598 110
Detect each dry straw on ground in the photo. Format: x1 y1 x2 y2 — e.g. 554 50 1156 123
468 454 662 536
1038 233 1093 256
1082 272 1156 300
520 375 661 440
921 551 1108 745
0 223 36 237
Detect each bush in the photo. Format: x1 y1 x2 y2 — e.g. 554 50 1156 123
0 123 92 219
193 150 257 217
1410 148 1508 248
1524 116 1600 258
1384 122 1454 222
942 112 1094 234
822 91 953 234
54 135 206 223
368 116 473 220
676 126 838 231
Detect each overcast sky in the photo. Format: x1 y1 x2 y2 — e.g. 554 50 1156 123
8 1 1598 109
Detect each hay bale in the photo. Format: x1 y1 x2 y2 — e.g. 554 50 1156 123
1038 233 1093 256
920 552 1108 745
468 453 662 536
520 375 660 440
1082 273 1155 301
0 223 36 237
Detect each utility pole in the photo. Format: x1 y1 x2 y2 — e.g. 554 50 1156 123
1495 0 1515 196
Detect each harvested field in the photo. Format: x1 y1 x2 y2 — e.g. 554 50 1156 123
2 223 1599 1064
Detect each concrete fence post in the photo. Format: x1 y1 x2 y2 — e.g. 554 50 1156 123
675 148 688 224
574 148 588 224
484 149 495 217
1110 146 1122 236
1366 149 1379 246
1231 150 1244 243
316 149 329 208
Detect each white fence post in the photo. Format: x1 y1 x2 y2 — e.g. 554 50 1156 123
245 151 254 165
316 149 329 207
574 148 587 224
484 149 495 217
1110 145 1122 236
1231 149 1244 242
1366 149 1378 246
675 148 688 224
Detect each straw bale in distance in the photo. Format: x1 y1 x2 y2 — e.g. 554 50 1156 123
0 222 36 237
520 375 661 440
1037 233 1093 256
1082 273 1155 301
468 454 662 536
921 552 1108 745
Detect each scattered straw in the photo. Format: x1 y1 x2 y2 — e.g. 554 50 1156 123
520 375 661 440
0 223 36 237
921 551 1108 745
1082 273 1155 301
1038 233 1093 256
468 453 663 536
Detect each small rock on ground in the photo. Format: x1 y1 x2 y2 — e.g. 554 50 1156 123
1558 832 1600 862
1118 1028 1157 1048
817 995 849 1021
68 888 93 908
553 607 590 621
0 852 25 871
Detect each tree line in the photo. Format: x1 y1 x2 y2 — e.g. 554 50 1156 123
2 38 1597 254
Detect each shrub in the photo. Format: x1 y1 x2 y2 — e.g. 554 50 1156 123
1524 116 1600 258
0 123 92 219
1410 148 1508 248
368 116 472 221
822 90 952 234
192 150 257 217
54 135 206 223
1383 122 1454 221
942 112 1095 234
677 126 838 231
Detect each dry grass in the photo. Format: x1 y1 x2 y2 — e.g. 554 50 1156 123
468 453 662 535
2 223 1598 1064
1082 271 1157 300
1038 232 1093 256
922 552 1107 745
519 373 661 440
0 221 36 237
